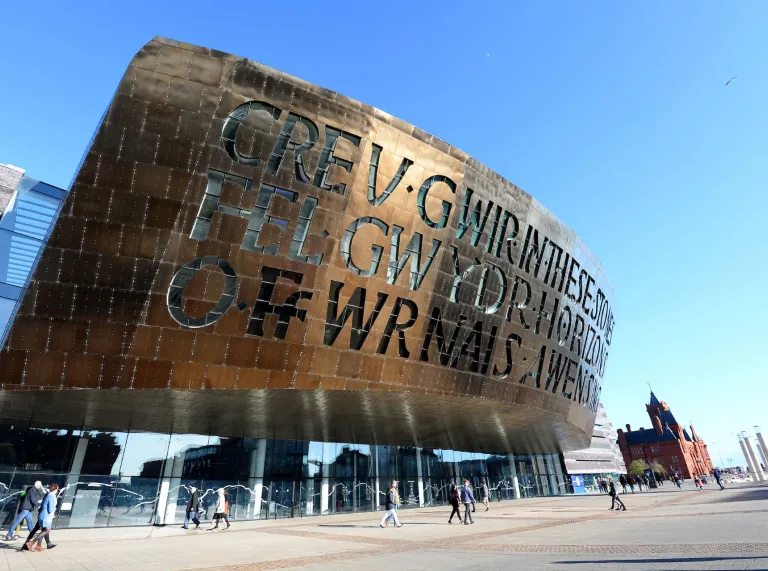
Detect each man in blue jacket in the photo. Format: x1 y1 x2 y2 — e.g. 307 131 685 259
713 468 725 490
6 481 42 540
460 479 475 525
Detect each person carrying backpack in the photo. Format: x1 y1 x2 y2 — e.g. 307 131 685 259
6 481 42 541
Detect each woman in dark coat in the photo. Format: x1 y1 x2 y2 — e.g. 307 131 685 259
608 478 626 511
379 484 402 528
448 483 461 524
26 484 59 551
182 486 201 529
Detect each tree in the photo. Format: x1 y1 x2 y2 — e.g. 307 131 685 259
652 462 667 475
628 460 648 477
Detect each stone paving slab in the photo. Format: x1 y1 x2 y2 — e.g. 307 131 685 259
0 531 376 571
280 515 546 542
0 484 764 571
280 549 768 571
473 510 768 546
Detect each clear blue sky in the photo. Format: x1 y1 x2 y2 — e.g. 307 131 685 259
1 0 765 468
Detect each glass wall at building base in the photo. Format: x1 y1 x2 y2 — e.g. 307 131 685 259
0 420 570 530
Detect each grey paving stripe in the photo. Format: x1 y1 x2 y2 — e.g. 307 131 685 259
264 528 403 546
174 492 752 571
176 545 404 571
453 543 768 554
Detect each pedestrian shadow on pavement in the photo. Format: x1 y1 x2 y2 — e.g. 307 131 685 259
707 487 768 504
317 523 379 529
318 522 439 528
553 555 768 565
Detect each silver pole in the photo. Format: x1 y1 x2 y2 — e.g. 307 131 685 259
738 434 759 479
754 427 768 475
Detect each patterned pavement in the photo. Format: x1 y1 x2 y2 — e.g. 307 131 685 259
1 482 766 570
182 482 768 571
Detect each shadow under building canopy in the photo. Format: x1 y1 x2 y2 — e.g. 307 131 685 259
0 37 615 455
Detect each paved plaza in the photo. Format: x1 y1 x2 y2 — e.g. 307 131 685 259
1 481 766 571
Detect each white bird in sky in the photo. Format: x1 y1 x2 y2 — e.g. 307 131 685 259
486 52 491 57
725 76 737 86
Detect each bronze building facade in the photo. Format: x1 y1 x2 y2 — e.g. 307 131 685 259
0 38 614 527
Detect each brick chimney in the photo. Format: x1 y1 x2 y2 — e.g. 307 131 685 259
617 429 627 449
690 424 700 442
651 413 663 435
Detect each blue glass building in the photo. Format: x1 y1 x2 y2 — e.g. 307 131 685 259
0 174 67 346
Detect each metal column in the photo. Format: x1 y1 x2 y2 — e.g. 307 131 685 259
416 448 425 507
743 434 765 481
755 427 768 473
507 453 521 499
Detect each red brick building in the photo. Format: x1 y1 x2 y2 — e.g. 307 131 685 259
617 392 714 478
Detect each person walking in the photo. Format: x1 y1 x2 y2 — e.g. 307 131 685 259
25 484 58 552
619 474 628 494
447 483 461 524
20 483 56 551
182 486 201 529
479 479 490 511
674 474 682 489
713 468 725 490
628 477 635 494
385 480 400 526
635 475 643 492
608 478 626 511
379 484 402 528
6 481 42 541
207 488 229 530
460 479 475 525
694 475 703 490
222 489 231 529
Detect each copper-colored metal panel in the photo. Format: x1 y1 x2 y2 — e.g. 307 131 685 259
0 37 615 454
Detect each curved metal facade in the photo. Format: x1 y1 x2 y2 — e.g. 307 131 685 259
0 37 614 454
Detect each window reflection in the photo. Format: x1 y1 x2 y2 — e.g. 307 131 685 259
117 432 170 477
80 431 128 476
23 423 79 473
0 419 588 527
